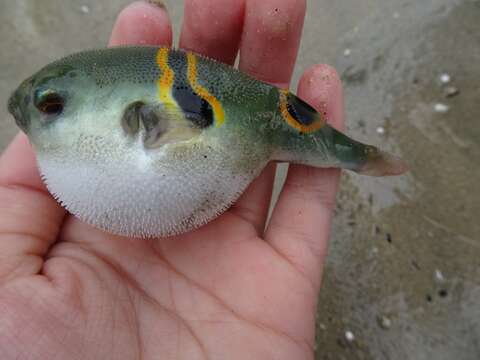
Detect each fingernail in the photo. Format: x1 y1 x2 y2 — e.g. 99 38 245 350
144 0 166 10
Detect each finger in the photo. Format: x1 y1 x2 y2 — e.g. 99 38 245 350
230 0 306 234
265 64 344 291
0 134 65 282
239 0 307 88
109 1 173 46
179 0 246 64
229 163 276 234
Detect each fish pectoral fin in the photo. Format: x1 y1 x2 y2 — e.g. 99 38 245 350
121 101 200 149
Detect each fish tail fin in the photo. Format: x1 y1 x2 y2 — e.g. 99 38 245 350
274 123 408 177
322 125 408 177
271 90 407 177
353 146 408 176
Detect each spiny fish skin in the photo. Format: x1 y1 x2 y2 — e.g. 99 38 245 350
8 47 407 237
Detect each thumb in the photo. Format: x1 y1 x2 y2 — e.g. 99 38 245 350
0 133 65 282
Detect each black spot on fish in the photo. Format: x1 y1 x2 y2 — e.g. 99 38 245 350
286 93 318 126
173 86 214 128
169 51 214 129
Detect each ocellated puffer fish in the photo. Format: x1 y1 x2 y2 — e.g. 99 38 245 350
8 47 407 237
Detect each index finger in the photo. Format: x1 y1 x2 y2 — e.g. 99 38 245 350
109 1 173 47
179 0 246 65
239 0 306 88
230 0 306 234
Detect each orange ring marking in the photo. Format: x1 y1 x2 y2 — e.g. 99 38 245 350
279 89 324 133
156 48 177 110
186 53 225 127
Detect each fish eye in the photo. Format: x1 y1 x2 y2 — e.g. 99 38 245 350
35 90 64 116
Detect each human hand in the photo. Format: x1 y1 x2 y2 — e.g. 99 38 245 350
0 1 344 359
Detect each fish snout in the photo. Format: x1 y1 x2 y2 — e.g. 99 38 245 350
8 81 32 132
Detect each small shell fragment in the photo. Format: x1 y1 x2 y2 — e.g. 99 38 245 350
444 86 460 98
439 73 451 84
377 315 392 329
435 269 445 282
376 126 385 135
434 103 449 113
345 330 355 342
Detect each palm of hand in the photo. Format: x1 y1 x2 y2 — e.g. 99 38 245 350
0 1 344 359
3 213 316 359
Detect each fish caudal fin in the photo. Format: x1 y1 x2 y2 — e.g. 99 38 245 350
274 123 408 177
327 126 408 177
354 146 408 177
271 90 407 177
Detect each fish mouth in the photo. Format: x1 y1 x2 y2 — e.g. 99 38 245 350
8 80 32 132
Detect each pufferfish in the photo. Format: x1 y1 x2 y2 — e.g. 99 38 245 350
8 47 407 237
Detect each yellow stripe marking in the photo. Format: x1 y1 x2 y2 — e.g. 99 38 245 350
279 89 324 133
186 53 225 127
156 48 177 110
